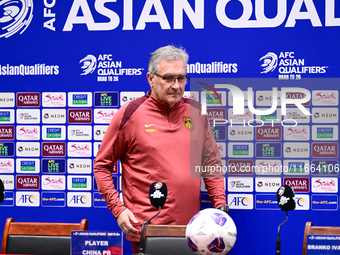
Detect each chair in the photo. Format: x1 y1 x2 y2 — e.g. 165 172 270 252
140 224 195 255
1 218 89 255
302 221 340 255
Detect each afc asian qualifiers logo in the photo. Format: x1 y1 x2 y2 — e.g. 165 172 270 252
259 52 278 74
0 0 33 38
80 55 97 75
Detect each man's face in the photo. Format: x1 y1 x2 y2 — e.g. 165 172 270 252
147 58 187 108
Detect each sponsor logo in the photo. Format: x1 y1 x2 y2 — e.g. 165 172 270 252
227 160 254 175
256 126 281 140
0 109 14 123
284 177 309 192
16 142 40 157
259 53 277 74
68 142 92 157
312 143 338 158
0 93 15 107
68 125 92 140
0 0 33 38
228 126 254 141
311 195 338 211
16 125 40 140
256 91 281 106
42 92 66 107
295 195 310 210
255 177 281 192
94 92 119 107
210 126 226 140
16 159 39 173
228 90 253 106
42 109 66 124
67 159 92 174
16 192 40 207
311 160 339 176
206 108 226 123
0 174 14 189
283 142 310 158
255 160 282 175
255 194 280 210
255 143 281 158
228 108 253 123
120 91 145 105
93 125 108 140
228 177 253 192
283 160 309 175
0 142 14 156
41 175 65 190
284 109 310 123
312 108 338 123
93 192 107 208
42 142 66 157
286 92 310 105
68 109 92 124
312 125 338 141
183 91 199 101
0 126 14 139
42 126 66 140
16 175 39 190
42 159 66 174
0 158 14 173
228 143 254 158
284 125 310 140
16 109 40 124
67 176 91 190
41 192 66 207
312 178 338 193
228 194 253 209
79 54 143 82
201 90 226 107
68 92 92 107
67 192 91 207
16 93 40 107
94 109 117 124
312 90 338 106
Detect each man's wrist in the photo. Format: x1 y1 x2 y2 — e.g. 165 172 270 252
218 205 229 214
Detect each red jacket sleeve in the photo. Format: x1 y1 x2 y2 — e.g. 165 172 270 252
201 115 228 208
93 104 129 218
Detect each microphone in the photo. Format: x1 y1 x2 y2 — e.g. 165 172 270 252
139 182 167 254
277 185 295 211
276 185 295 255
0 179 5 203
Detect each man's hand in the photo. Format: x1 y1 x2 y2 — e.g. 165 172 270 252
117 208 139 236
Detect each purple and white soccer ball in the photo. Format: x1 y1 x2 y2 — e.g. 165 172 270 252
186 208 237 255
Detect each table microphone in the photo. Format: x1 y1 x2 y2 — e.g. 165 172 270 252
276 185 295 255
139 182 167 254
0 179 5 203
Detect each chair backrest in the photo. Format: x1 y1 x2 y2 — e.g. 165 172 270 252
142 225 195 255
302 221 340 255
1 217 89 255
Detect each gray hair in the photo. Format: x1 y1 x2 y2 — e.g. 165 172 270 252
148 45 189 74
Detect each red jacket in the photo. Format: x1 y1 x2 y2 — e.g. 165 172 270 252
94 92 226 241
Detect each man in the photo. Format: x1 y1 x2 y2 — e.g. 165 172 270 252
94 45 227 253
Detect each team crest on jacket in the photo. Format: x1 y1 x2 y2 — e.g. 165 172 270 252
183 117 193 130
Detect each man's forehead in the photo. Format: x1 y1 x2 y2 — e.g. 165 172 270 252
157 59 186 73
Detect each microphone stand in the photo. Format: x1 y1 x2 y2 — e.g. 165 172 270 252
276 211 288 255
139 206 162 254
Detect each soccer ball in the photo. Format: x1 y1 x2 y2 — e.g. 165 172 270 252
186 208 237 255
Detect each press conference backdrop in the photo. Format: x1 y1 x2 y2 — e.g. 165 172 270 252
0 1 339 254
